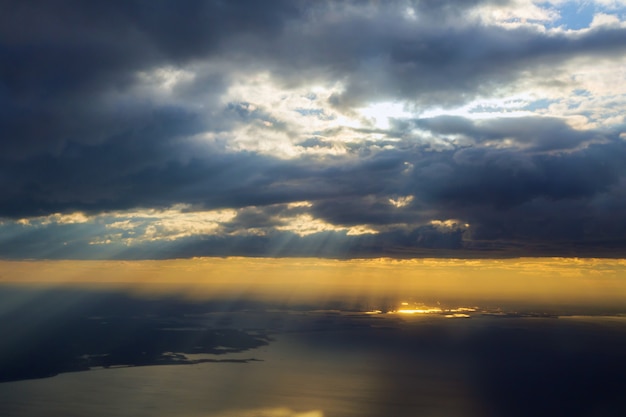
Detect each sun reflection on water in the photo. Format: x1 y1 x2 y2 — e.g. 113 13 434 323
391 302 477 317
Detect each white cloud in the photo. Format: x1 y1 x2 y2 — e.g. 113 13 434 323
105 207 237 243
430 220 470 231
389 195 414 208
276 214 377 237
590 12 623 27
471 0 559 28
17 212 91 226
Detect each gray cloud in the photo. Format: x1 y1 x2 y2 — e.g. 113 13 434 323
2 0 626 258
414 116 606 151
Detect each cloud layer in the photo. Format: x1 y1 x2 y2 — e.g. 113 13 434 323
2 0 626 258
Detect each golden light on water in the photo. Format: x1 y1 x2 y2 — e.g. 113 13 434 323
396 308 443 314
395 302 438 314
393 302 477 316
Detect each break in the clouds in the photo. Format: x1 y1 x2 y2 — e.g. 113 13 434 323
2 0 626 259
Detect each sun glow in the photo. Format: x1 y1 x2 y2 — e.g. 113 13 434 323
357 101 412 129
396 307 443 314
393 302 478 316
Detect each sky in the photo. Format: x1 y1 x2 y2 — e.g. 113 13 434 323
4 4 626 415
2 0 626 261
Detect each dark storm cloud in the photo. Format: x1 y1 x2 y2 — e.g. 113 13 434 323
267 5 626 108
0 142 291 217
2 0 622 151
3 130 626 259
0 0 302 157
2 0 626 258
304 133 626 255
3 0 625 155
2 121 626 257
